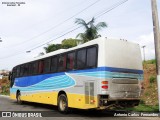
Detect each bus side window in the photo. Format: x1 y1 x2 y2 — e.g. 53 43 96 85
86 47 97 68
10 68 16 87
67 52 75 70
33 62 38 75
28 63 33 75
38 60 44 74
58 54 66 72
77 49 86 69
16 66 20 77
24 64 29 76
20 65 24 76
51 56 58 73
44 58 51 73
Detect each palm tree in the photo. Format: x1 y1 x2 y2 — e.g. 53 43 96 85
75 17 107 43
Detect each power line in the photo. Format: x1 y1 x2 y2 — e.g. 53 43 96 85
18 0 88 34
27 0 130 50
95 0 128 19
0 0 101 50
0 26 82 59
27 0 129 51
28 26 82 51
0 0 129 60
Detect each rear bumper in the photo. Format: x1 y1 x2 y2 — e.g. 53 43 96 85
98 94 140 108
109 91 141 99
108 98 140 101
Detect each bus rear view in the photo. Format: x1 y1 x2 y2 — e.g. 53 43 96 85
98 38 143 108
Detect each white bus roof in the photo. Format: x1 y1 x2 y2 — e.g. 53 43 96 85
17 37 139 66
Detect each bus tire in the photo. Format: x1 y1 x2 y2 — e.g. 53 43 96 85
16 92 22 104
58 94 69 113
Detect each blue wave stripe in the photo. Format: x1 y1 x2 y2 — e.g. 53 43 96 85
12 74 75 92
13 67 143 89
68 67 143 74
75 71 143 80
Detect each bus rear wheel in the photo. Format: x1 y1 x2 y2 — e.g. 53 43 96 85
58 94 69 113
16 92 22 104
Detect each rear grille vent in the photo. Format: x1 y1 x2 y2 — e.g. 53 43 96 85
112 78 138 84
85 82 94 104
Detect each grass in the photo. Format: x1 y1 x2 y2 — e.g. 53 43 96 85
143 59 156 64
0 92 10 96
0 83 10 96
123 104 159 112
149 75 156 83
145 92 149 96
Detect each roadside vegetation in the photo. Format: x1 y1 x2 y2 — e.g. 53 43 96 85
124 103 158 112
0 76 10 95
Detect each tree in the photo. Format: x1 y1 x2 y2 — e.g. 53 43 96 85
75 17 107 43
62 38 77 49
44 44 62 53
44 38 80 53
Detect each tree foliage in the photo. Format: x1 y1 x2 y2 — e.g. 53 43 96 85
75 17 107 43
44 38 80 53
43 18 107 54
61 38 78 49
44 44 61 53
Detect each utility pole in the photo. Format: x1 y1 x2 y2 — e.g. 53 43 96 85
142 45 146 62
0 37 2 42
151 0 160 111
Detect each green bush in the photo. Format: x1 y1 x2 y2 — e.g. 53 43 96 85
151 59 156 64
144 59 156 64
149 76 156 83
145 92 149 96
1 85 10 95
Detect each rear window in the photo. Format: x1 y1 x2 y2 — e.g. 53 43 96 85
86 47 97 68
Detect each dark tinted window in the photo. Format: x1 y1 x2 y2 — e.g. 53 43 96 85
38 60 44 74
12 68 16 79
58 54 66 72
77 49 86 69
28 63 33 75
44 58 51 73
51 56 57 72
33 62 38 74
11 68 16 87
86 47 97 68
20 65 24 76
16 66 20 77
67 52 75 70
23 64 29 76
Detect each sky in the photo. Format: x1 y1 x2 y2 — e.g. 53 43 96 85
0 0 159 70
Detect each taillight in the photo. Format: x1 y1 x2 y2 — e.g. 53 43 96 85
101 81 109 89
101 81 108 84
102 85 108 89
